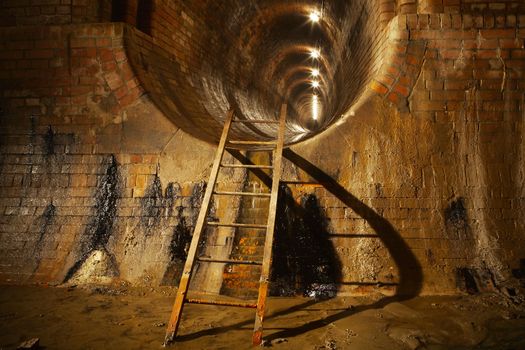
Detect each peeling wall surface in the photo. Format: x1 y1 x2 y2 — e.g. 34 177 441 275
1 0 525 298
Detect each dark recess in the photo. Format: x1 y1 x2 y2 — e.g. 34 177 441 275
111 0 127 22
136 0 153 35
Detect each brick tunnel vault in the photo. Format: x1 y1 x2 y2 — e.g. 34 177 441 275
123 0 391 146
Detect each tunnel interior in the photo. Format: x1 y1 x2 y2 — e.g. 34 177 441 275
2 0 525 348
123 0 386 145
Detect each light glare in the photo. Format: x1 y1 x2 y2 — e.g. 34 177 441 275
309 11 320 22
311 68 320 77
311 80 320 88
312 95 319 120
310 49 320 59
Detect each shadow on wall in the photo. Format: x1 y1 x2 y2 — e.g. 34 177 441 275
271 185 342 298
227 150 342 298
283 149 423 298
228 148 423 298
177 150 423 342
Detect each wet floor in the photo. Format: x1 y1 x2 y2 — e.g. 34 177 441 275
1 285 524 350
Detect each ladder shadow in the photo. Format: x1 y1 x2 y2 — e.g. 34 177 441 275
260 149 423 341
176 149 423 342
282 149 423 298
175 298 319 342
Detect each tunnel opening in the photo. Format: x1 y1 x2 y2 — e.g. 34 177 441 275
124 0 388 145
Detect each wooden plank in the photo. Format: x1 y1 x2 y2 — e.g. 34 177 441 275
252 103 287 346
221 164 273 169
213 191 271 197
186 298 257 308
207 222 267 229
197 257 263 265
164 109 234 346
228 140 277 146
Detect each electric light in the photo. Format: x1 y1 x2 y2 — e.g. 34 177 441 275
311 80 320 88
310 49 320 59
311 68 320 77
312 95 319 120
309 11 320 23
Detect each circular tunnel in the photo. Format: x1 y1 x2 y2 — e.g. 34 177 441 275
125 0 389 145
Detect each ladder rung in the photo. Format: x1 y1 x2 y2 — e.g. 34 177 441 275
197 257 263 265
186 298 257 308
281 180 321 186
228 140 277 146
233 119 280 124
221 164 273 169
207 222 268 229
213 191 271 197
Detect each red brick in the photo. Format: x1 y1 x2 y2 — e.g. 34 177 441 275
70 37 95 48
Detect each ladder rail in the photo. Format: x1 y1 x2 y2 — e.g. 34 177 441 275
252 103 287 345
164 109 234 346
163 104 288 347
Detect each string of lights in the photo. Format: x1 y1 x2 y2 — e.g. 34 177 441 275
307 4 322 122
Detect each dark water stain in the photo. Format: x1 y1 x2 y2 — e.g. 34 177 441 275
161 206 192 285
29 115 37 155
190 181 207 223
456 267 499 295
140 174 164 234
160 181 215 285
271 185 342 298
43 125 54 155
140 176 180 235
164 182 178 218
64 155 121 282
98 94 118 113
189 181 216 255
456 267 480 294
37 203 56 245
445 197 469 239
30 203 57 274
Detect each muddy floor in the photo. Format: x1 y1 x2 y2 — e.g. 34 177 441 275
1 285 525 350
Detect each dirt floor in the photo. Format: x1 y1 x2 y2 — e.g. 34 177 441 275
1 285 525 350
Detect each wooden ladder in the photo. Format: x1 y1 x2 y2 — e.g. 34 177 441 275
164 103 287 346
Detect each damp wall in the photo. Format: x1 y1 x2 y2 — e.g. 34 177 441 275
1 2 525 297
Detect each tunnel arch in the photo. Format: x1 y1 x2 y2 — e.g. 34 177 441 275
121 0 391 145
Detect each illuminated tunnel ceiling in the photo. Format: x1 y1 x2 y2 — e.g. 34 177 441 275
126 0 385 145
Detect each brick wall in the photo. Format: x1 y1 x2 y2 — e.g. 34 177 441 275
0 22 228 286
0 0 105 26
1 1 524 298
295 8 525 295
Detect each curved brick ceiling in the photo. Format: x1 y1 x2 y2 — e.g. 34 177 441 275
126 0 385 145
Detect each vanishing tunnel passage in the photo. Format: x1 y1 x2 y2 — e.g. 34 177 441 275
125 0 386 144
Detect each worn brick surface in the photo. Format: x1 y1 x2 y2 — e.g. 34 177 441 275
0 0 524 297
